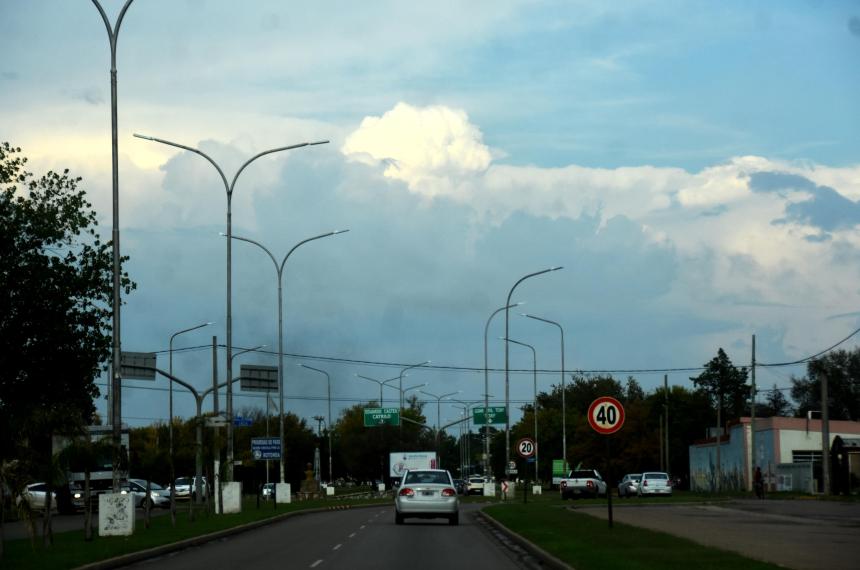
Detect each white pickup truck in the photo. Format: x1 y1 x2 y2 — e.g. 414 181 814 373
559 469 607 499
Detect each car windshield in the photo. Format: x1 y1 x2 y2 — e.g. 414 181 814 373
404 471 450 485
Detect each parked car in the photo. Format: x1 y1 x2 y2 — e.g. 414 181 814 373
122 479 171 509
261 483 275 500
16 482 57 510
173 476 208 501
466 476 487 495
638 472 673 497
395 469 459 525
618 473 642 498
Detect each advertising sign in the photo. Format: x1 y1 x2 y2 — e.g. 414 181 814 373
389 451 437 477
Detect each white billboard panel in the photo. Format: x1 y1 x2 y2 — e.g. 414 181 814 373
389 451 438 477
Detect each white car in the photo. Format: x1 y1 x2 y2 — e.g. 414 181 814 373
122 479 171 508
16 482 57 510
638 472 673 496
466 476 487 495
395 469 459 525
173 476 208 501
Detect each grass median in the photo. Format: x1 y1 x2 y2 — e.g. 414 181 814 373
482 494 781 570
2 494 390 570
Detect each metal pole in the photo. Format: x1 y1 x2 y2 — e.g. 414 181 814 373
505 338 538 482
133 134 329 481
504 268 561 480
821 373 831 495
664 374 670 476
485 303 520 477
299 364 332 481
398 361 431 443
522 314 566 473
750 335 756 492
91 0 134 495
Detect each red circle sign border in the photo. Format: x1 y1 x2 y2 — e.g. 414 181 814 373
587 396 625 435
516 437 536 458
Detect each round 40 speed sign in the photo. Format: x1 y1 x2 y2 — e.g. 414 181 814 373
587 396 625 435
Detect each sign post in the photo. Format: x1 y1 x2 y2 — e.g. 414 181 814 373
587 396 625 529
516 437 536 504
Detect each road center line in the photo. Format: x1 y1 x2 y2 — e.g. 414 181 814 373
360 525 366 529
349 532 356 538
310 560 323 568
333 544 342 551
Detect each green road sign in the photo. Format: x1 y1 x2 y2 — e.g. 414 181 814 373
552 459 570 477
363 407 400 427
473 406 507 425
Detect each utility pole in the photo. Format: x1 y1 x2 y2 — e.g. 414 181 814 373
750 334 756 492
821 373 831 495
659 414 664 472
664 375 669 475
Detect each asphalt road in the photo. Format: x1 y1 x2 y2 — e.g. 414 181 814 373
125 504 527 570
577 498 860 570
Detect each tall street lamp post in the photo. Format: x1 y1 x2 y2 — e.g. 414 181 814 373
91 0 134 494
355 373 401 406
398 361 431 442
420 390 461 429
168 321 212 522
451 400 483 477
228 230 347 483
522 313 567 474
484 302 521 477
503 268 562 480
504 338 539 482
134 132 329 481
299 364 333 484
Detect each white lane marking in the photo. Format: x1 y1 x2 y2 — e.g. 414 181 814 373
333 544 342 551
349 533 356 538
360 525 366 529
310 560 323 568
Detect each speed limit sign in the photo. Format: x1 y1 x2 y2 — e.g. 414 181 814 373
516 437 536 458
587 396 625 435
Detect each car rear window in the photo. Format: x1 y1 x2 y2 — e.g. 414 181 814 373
570 470 599 479
404 471 451 485
645 473 668 479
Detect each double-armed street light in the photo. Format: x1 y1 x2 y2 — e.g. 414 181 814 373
503 338 539 481
298 364 333 484
168 321 213 521
420 390 461 430
398 361 431 442
521 313 567 473
226 230 348 484
354 373 401 406
503 268 562 479
134 132 329 482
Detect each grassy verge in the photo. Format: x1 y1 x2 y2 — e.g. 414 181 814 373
483 495 781 570
1 496 389 570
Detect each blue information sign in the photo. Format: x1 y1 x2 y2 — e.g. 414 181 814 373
234 416 253 427
251 437 281 460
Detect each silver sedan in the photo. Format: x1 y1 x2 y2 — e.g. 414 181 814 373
394 469 459 525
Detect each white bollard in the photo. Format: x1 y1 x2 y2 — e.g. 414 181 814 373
99 493 135 536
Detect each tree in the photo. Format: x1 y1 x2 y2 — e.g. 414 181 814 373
791 349 860 421
756 384 793 418
0 143 134 544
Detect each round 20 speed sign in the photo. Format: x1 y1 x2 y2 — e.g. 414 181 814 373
587 396 625 435
516 437 536 458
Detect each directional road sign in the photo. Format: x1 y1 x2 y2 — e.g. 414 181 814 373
205 415 227 428
587 396 626 435
473 406 507 425
363 407 400 427
240 364 278 392
516 437 536 458
251 437 281 460
233 416 253 427
120 351 156 380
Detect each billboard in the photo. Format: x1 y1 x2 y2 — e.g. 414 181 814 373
389 451 438 478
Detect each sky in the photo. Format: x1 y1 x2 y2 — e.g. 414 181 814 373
2 1 859 432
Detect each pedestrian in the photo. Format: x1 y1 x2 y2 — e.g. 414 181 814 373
754 466 764 499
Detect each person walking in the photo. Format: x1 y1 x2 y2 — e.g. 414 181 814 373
754 466 764 499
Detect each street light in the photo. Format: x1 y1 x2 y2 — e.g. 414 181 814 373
134 132 329 481
354 373 401 406
299 364 333 485
484 302 522 478
91 0 134 494
451 399 483 477
398 361 430 442
503 337 539 482
420 390 461 429
503 267 562 480
168 321 212 521
226 230 348 483
521 313 567 474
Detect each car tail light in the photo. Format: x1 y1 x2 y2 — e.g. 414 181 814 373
399 487 414 497
560 481 567 488
441 488 456 497
587 480 594 490
643 480 648 487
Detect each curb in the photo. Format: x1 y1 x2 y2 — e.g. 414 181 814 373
74 503 380 570
475 509 572 570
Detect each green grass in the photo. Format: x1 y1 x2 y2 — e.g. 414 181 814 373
1 496 389 570
483 495 782 570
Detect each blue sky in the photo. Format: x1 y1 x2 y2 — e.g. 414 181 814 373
2 1 859 430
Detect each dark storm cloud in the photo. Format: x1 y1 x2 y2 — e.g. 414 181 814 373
750 171 860 232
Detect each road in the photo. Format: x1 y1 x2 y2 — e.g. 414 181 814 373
577 498 860 570
126 504 527 570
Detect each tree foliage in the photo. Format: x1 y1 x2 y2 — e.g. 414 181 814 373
791 348 860 420
0 142 134 476
690 348 749 421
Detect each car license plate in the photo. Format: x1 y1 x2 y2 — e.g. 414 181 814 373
421 490 434 496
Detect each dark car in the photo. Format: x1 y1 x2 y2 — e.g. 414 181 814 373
453 479 468 495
